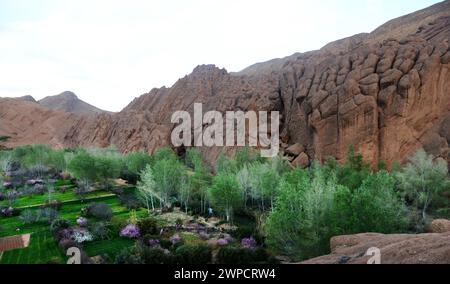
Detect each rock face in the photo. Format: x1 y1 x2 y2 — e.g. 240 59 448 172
301 231 450 264
38 91 108 115
1 1 450 166
429 219 450 233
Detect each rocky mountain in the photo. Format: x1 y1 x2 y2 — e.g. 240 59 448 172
38 91 108 115
301 219 450 264
1 1 450 167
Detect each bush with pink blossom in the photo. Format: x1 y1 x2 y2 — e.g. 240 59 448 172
76 217 88 227
170 234 182 245
120 224 140 239
241 237 257 249
217 238 229 247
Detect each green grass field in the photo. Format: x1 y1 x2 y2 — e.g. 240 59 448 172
0 230 64 264
0 188 146 264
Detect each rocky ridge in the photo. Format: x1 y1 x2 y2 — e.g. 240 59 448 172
1 1 450 167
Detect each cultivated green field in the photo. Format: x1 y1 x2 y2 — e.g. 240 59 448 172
0 188 146 264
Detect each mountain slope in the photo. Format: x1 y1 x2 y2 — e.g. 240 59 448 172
38 91 108 115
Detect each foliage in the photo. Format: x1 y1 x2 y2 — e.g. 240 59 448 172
89 222 111 240
50 219 70 234
266 168 338 260
241 237 258 249
396 149 449 224
138 217 159 236
120 224 140 239
86 203 113 221
122 151 152 184
208 173 243 222
175 244 212 264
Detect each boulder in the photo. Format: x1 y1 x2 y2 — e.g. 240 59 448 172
429 219 450 233
285 143 305 156
302 231 450 264
292 152 309 168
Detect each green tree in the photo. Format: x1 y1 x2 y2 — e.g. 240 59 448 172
137 165 157 214
185 149 211 214
337 147 370 190
266 168 337 260
147 155 185 209
331 171 407 234
67 151 97 188
248 163 281 211
208 173 243 222
396 149 449 223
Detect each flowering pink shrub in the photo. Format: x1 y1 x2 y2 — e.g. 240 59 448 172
217 238 229 246
120 224 140 239
148 239 161 248
198 231 210 240
76 217 88 227
241 237 257 249
170 234 181 245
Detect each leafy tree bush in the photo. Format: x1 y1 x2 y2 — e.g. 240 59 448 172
50 219 70 234
138 217 160 236
184 149 211 214
122 151 152 184
331 171 407 234
86 203 113 221
334 147 370 190
116 245 174 264
89 222 111 240
266 164 409 261
208 173 243 222
67 151 97 187
396 149 449 224
265 168 338 260
174 244 212 264
248 163 281 211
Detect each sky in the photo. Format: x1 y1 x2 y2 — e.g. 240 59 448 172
0 0 443 112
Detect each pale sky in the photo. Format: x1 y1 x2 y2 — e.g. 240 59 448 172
0 0 442 112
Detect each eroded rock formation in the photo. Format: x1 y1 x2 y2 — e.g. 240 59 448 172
1 1 450 167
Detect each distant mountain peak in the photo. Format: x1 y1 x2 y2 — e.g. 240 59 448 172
38 91 108 115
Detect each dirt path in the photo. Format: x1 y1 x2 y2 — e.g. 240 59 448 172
0 234 31 253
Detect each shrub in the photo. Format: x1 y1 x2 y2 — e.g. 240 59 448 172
148 239 161 248
115 246 144 264
115 245 173 264
86 203 113 221
241 237 257 249
120 224 140 239
50 219 70 234
110 217 128 234
89 222 111 240
20 209 39 224
265 168 337 261
233 225 255 239
76 217 88 227
72 229 94 243
170 234 182 245
39 207 59 224
217 238 229 247
198 231 210 240
0 206 20 217
396 149 449 224
137 217 159 236
175 245 212 264
118 194 142 209
208 173 243 222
